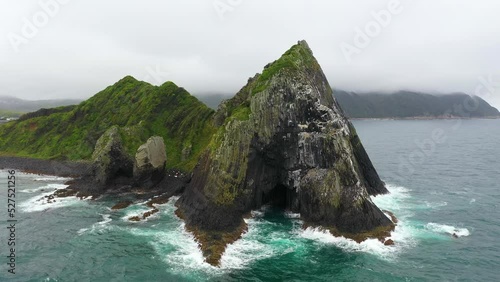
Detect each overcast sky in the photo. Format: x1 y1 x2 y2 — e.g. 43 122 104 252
1 0 499 108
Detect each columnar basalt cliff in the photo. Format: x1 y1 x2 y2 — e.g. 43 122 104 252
177 41 394 265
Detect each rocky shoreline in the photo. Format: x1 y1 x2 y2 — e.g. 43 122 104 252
0 156 91 177
0 156 189 212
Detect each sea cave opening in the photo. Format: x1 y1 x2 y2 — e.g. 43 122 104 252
262 184 291 210
115 167 133 179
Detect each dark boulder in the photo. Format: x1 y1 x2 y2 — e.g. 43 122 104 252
90 126 133 189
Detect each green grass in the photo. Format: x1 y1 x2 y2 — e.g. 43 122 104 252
251 41 318 96
0 76 216 171
229 103 251 121
0 42 321 173
0 110 24 118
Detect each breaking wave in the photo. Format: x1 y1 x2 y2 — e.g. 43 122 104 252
19 190 85 213
19 183 67 194
425 223 470 237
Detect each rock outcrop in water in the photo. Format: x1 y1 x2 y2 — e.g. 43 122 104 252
133 136 167 188
91 126 133 187
177 40 394 266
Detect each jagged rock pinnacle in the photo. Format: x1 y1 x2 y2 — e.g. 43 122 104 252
177 41 393 266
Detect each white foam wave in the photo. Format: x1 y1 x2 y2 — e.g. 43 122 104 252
249 204 273 218
19 190 85 213
129 206 220 276
372 184 413 223
425 223 470 237
290 183 414 259
78 214 113 235
251 210 264 218
120 198 172 222
298 223 417 260
19 184 68 194
424 201 448 209
34 176 72 182
221 218 276 269
284 211 301 219
371 184 411 213
99 214 112 225
127 196 277 275
153 223 218 274
120 206 152 222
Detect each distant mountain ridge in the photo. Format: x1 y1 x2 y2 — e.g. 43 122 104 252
333 90 500 119
0 96 82 117
2 89 498 120
196 90 500 118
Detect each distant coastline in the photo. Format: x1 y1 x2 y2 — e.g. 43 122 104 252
335 90 500 119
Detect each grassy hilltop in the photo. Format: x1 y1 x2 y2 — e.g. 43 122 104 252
0 76 216 171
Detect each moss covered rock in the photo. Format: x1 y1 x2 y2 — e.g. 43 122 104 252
178 40 393 265
91 126 133 187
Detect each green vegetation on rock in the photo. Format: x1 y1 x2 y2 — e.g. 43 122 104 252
252 41 320 96
201 41 326 205
178 40 393 267
0 110 24 118
0 76 216 171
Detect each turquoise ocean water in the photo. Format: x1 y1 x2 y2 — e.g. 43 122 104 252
1 119 499 281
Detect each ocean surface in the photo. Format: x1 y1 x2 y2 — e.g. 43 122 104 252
1 119 499 281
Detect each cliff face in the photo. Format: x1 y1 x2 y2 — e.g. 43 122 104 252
178 41 393 264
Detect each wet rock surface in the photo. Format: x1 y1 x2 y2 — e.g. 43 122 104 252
133 136 167 188
384 239 395 246
111 200 133 210
178 40 393 265
90 126 133 189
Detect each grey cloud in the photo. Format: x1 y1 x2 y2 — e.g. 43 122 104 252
1 0 499 108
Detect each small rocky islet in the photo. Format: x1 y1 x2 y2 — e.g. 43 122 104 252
0 40 396 266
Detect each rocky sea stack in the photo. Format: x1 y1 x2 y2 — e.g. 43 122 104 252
91 126 133 187
0 39 395 268
133 136 167 188
177 40 394 266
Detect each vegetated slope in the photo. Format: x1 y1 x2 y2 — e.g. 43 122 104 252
0 110 25 118
335 90 500 118
0 76 215 171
